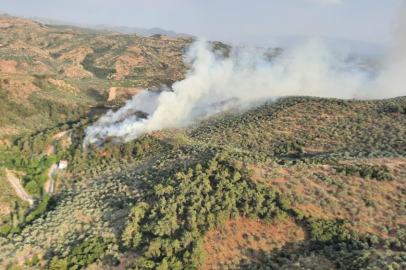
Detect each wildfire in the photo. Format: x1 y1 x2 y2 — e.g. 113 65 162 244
102 151 107 157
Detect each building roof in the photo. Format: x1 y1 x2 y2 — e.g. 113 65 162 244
59 160 68 166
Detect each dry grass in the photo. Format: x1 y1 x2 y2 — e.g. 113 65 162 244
203 218 306 269
249 158 406 238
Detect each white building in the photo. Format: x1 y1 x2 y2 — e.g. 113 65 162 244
58 160 68 169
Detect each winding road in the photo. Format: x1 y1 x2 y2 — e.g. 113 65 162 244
43 129 72 194
5 130 72 204
6 170 36 206
45 164 58 195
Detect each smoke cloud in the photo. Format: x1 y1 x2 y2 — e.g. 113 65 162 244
83 5 406 146
373 3 406 99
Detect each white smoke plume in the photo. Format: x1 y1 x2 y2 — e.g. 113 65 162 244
83 5 406 145
373 2 406 99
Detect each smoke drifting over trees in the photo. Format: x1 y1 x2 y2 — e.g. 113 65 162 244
84 5 406 145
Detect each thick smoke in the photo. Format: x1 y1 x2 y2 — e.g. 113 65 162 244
373 3 406 99
83 5 405 145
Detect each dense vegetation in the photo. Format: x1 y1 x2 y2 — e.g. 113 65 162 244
81 47 117 79
334 164 394 181
0 94 405 270
0 168 30 236
121 152 280 269
0 74 90 140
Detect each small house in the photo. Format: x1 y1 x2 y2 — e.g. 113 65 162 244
58 160 68 169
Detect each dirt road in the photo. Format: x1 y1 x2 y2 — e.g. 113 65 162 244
45 164 58 195
43 130 72 194
6 170 35 206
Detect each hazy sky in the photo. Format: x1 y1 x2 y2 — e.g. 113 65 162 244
0 0 403 45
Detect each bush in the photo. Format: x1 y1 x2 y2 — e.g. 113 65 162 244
26 196 52 223
49 237 108 270
25 180 40 197
335 164 394 181
0 224 11 235
307 217 349 242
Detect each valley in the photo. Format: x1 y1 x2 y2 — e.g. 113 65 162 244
0 13 405 270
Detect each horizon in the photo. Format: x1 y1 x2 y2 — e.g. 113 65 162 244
0 11 394 58
0 0 403 48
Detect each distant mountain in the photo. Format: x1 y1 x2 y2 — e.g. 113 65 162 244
87 25 195 39
24 15 196 38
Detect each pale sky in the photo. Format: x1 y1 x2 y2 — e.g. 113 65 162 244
0 0 403 46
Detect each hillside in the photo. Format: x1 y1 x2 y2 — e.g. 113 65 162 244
0 95 406 270
0 15 196 139
1 13 406 270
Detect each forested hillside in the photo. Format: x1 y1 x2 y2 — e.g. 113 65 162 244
1 95 406 270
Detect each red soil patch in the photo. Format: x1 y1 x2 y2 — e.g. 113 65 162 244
0 139 9 146
62 66 93 78
59 47 93 65
340 157 406 169
0 22 11 28
106 87 140 103
0 60 20 73
46 145 54 156
119 55 145 66
53 130 68 140
107 87 117 101
203 218 305 269
127 46 143 54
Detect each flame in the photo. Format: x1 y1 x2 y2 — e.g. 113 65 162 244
102 151 107 157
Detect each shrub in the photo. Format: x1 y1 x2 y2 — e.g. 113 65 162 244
307 217 349 242
335 164 394 181
0 224 12 235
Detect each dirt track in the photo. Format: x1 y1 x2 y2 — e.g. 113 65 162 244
6 170 35 206
45 164 58 195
